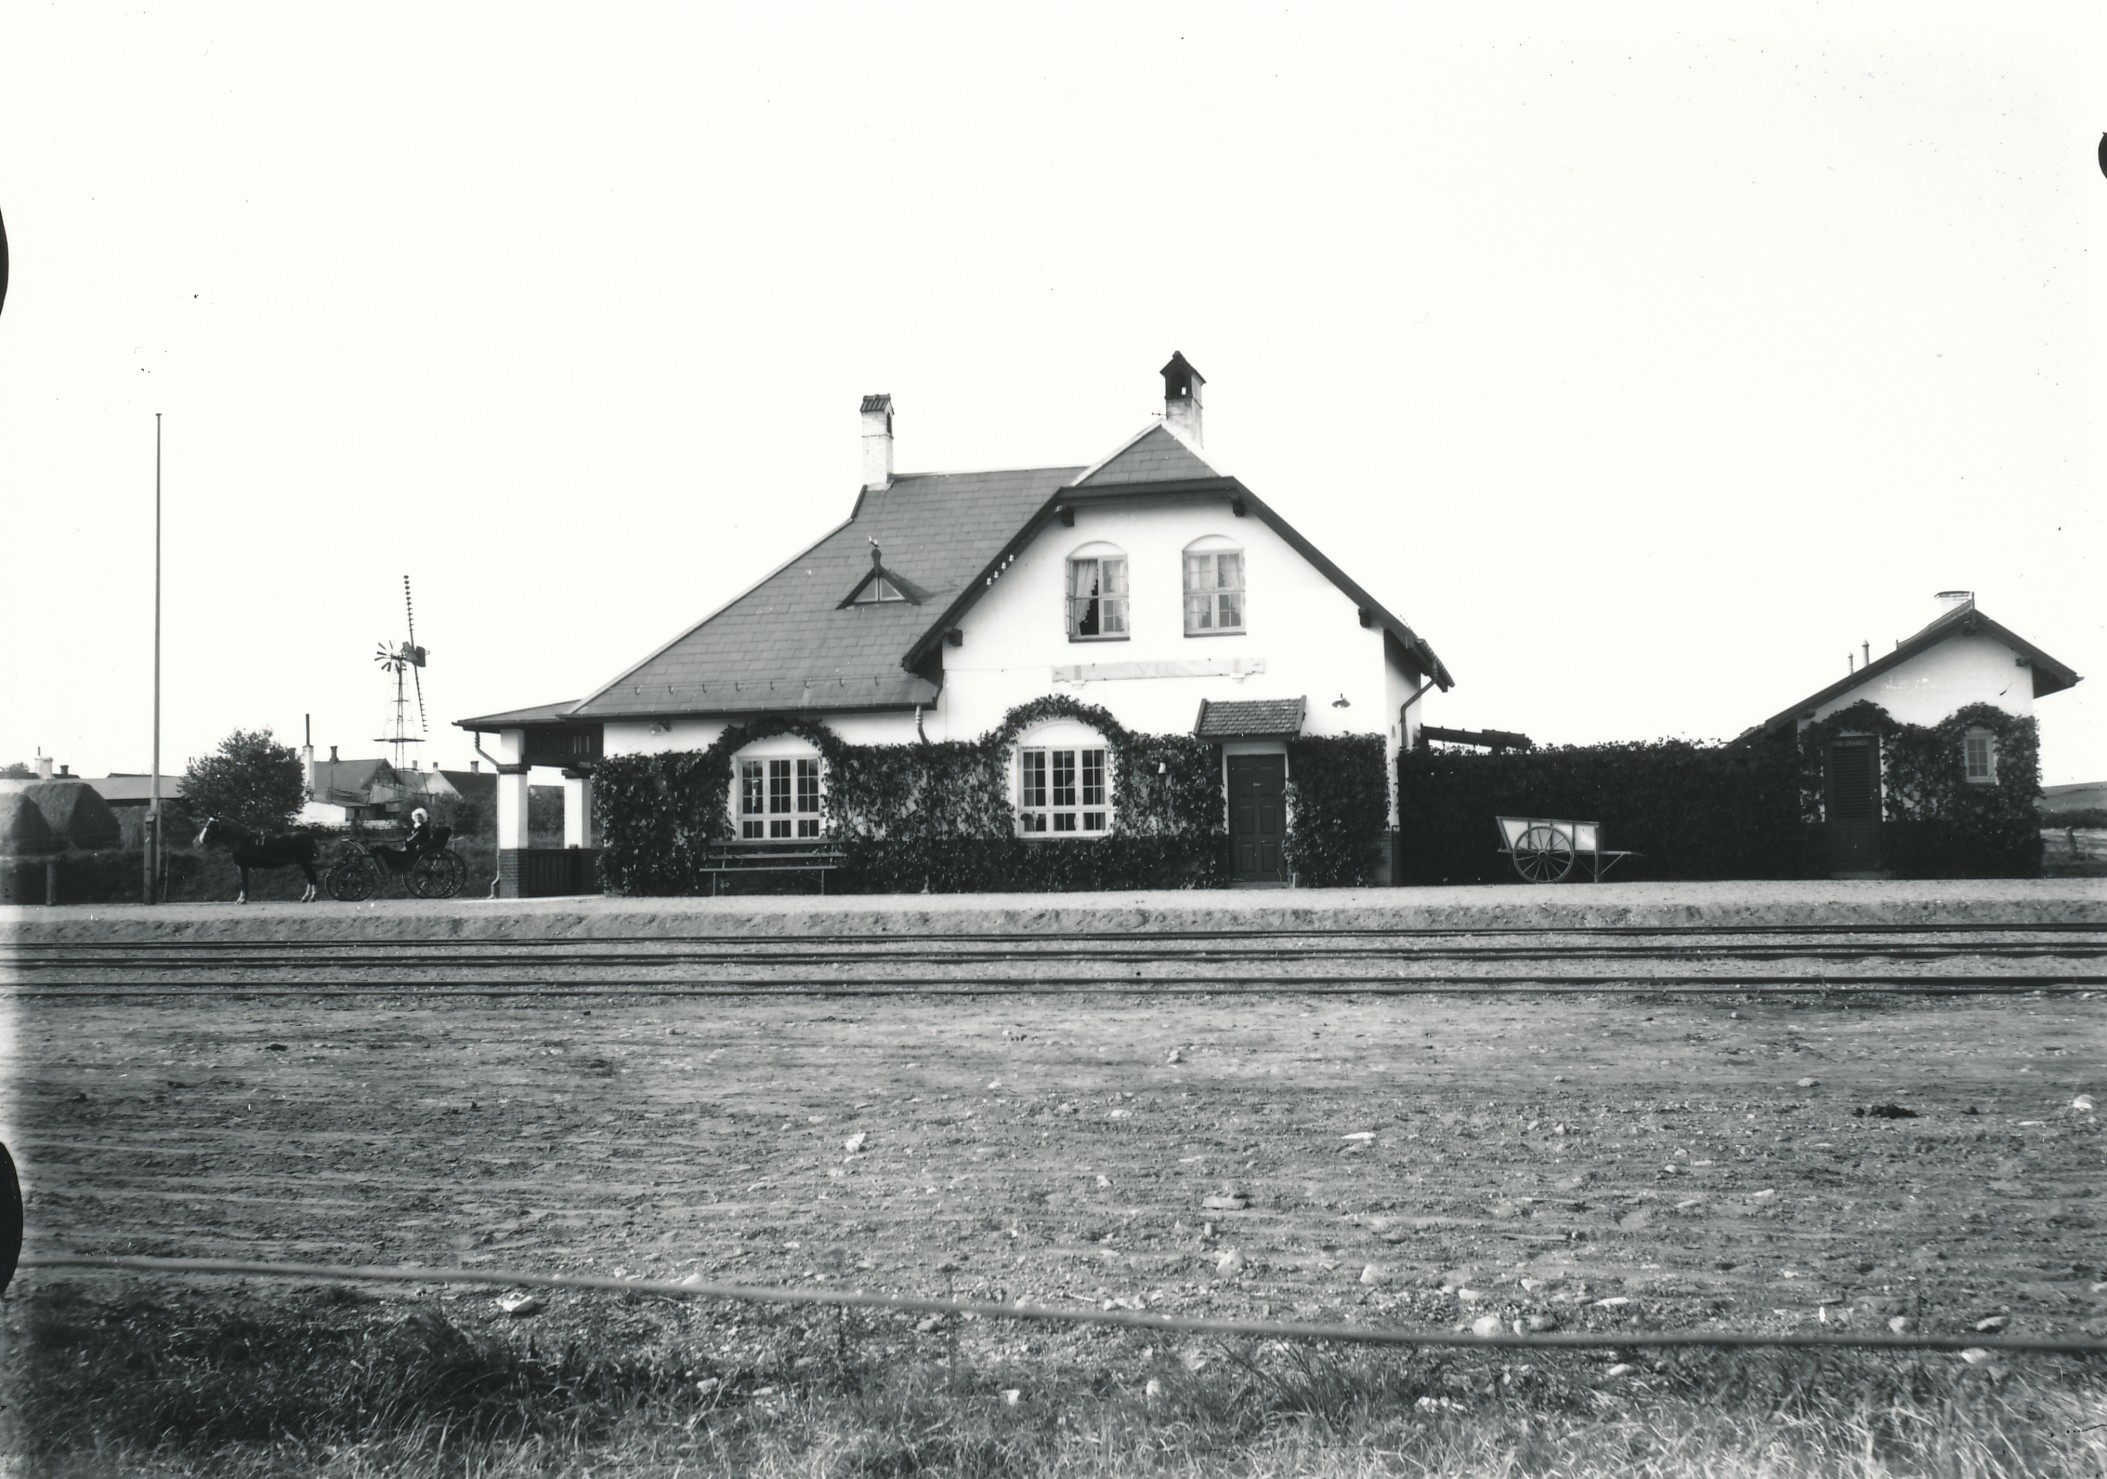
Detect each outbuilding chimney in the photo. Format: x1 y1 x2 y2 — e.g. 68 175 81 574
1936 589 1974 616
1161 351 1205 448
861 394 894 491
33 754 53 781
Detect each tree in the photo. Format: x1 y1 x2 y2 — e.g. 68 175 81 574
181 729 308 832
0 761 34 779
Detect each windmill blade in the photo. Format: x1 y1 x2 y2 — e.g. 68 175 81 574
413 663 427 732
403 575 417 647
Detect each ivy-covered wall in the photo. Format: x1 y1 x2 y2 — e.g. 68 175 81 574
1796 701 2042 878
595 697 1248 895
1284 734 1390 887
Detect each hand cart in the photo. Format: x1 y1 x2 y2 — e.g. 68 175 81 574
1495 815 1636 884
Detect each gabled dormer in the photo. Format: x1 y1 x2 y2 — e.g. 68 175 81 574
839 541 930 608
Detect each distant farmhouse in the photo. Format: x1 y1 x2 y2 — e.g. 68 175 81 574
298 744 498 828
1751 592 2081 875
460 355 1453 895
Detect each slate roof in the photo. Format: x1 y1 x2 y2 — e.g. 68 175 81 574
310 758 400 803
1072 423 1221 488
1193 696 1308 740
1751 598 2082 737
81 774 185 806
457 699 587 729
568 466 1082 719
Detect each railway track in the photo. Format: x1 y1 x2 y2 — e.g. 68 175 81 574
6 922 2104 996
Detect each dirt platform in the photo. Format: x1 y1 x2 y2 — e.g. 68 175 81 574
6 877 2103 947
9 980 2105 1350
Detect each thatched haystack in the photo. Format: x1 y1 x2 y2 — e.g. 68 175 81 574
14 781 121 849
0 793 62 856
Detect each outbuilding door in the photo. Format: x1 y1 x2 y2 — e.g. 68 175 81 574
1823 735 1883 874
1227 753 1288 884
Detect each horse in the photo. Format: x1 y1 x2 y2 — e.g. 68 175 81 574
195 817 320 903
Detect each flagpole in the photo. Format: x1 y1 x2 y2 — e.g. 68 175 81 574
148 413 162 905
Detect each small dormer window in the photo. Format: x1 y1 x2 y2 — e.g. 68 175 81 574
1962 729 1997 784
856 577 906 604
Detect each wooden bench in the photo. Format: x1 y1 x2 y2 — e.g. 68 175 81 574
699 839 849 895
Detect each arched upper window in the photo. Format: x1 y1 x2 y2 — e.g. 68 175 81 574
1066 541 1129 641
731 736 825 840
1183 534 1245 635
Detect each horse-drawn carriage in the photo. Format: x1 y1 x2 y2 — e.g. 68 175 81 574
196 816 466 903
325 826 465 901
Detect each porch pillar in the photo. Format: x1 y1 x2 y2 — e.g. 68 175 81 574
562 771 598 849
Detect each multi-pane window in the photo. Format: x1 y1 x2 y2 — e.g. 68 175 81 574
1183 549 1245 634
1066 557 1128 639
739 757 823 839
1962 731 1997 784
1019 747 1109 834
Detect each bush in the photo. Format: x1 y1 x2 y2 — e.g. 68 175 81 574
1284 735 1388 886
2040 808 2107 830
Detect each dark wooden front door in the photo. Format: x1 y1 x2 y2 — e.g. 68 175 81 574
1824 735 1883 873
1227 753 1287 883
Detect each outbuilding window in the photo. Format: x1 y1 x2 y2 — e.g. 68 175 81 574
1962 730 1997 785
1183 537 1245 634
1066 546 1129 640
738 755 823 839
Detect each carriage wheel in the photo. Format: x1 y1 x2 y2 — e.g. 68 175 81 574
409 850 465 900
326 848 379 902
1513 824 1575 884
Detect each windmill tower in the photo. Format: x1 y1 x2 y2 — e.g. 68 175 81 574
373 576 429 771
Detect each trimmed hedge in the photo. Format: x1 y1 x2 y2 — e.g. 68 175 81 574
594 698 1403 896
1395 735 1801 885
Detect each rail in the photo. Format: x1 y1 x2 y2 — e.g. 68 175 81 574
24 1253 2107 1358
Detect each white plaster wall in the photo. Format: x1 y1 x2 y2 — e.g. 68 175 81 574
1806 634 2036 729
602 711 919 758
928 499 1400 743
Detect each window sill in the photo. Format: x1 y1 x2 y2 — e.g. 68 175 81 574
1183 627 1247 638
1016 830 1113 840
1066 635 1130 644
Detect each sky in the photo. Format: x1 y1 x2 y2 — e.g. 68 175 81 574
3 3 2102 785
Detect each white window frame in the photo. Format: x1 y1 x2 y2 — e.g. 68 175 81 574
1065 544 1129 641
1016 722 1113 837
1962 729 1997 785
1183 536 1246 635
733 740 826 841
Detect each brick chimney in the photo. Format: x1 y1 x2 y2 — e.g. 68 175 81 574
33 754 53 780
1161 352 1204 448
1936 589 1974 616
861 394 894 491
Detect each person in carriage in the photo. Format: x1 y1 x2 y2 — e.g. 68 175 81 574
374 807 435 872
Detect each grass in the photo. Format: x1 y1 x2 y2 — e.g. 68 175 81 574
9 1281 2105 1478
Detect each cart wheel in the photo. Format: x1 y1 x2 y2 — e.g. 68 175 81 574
409 850 465 900
1513 824 1575 884
326 848 379 902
